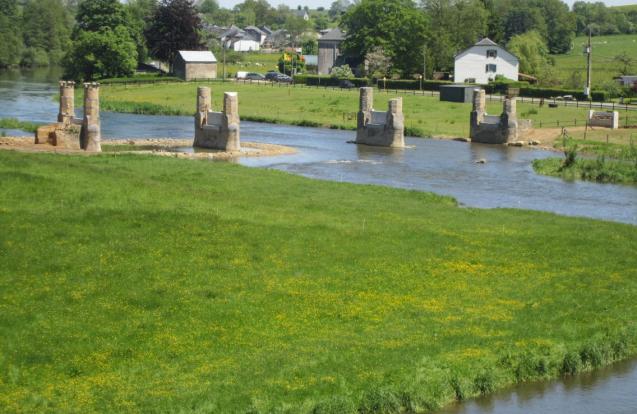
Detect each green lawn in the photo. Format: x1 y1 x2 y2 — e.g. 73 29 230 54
551 33 637 88
98 82 634 138
1 151 636 413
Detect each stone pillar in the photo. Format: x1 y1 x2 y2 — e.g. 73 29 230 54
357 87 373 142
57 81 75 124
387 97 405 148
223 92 240 151
470 89 486 139
81 83 101 152
196 86 211 128
501 96 518 142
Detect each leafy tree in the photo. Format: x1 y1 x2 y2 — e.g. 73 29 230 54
329 0 352 19
198 0 219 14
365 46 392 77
125 0 157 63
614 52 635 76
422 0 488 72
341 0 428 76
0 0 23 67
503 3 546 41
21 0 72 66
535 0 575 54
145 0 204 71
64 0 139 79
73 0 128 35
507 30 551 76
301 38 318 55
63 26 138 80
284 15 310 45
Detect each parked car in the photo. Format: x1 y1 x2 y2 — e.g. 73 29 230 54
274 73 293 83
339 80 355 89
245 72 265 81
265 71 280 81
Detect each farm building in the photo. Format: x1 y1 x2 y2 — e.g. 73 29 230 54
174 51 217 81
454 38 519 84
318 28 345 75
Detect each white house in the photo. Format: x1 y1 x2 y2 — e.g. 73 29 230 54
454 38 519 84
221 26 260 52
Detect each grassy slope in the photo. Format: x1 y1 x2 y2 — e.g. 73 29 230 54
1 151 636 413
98 82 635 138
551 33 637 88
221 53 280 78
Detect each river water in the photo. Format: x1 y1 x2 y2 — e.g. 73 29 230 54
1 69 636 413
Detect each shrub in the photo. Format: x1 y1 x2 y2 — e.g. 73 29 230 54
473 370 495 395
293 75 370 87
561 351 581 375
330 64 354 79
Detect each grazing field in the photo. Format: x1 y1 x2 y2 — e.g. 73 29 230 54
98 82 636 139
1 150 636 413
551 33 637 88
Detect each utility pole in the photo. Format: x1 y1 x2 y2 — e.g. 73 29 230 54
585 27 592 99
423 45 427 80
223 46 226 82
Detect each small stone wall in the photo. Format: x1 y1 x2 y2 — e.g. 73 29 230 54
355 87 405 148
35 81 101 152
193 87 240 151
469 89 533 144
588 110 619 129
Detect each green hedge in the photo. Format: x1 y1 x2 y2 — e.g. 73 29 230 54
294 75 370 87
100 76 183 85
380 79 453 91
516 87 607 102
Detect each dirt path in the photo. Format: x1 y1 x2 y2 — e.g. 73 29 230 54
0 137 296 160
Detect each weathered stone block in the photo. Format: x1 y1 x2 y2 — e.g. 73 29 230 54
355 88 405 148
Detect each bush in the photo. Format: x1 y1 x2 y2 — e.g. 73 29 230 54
293 75 370 87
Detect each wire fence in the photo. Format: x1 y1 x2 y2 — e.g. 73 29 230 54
102 77 637 112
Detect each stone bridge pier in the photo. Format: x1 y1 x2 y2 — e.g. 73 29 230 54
193 87 240 151
355 87 405 148
35 80 101 152
469 89 532 144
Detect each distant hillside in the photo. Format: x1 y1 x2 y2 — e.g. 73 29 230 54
551 33 637 88
611 4 637 12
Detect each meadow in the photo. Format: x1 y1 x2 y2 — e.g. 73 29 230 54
1 150 636 413
551 33 637 88
98 82 636 140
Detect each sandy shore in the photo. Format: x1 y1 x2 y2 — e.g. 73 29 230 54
0 136 296 159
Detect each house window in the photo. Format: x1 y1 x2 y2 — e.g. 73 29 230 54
486 49 497 58
485 64 497 73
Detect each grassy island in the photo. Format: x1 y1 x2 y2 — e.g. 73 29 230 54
1 150 636 413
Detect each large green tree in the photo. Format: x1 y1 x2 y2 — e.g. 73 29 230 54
0 0 23 67
63 26 138 80
422 0 489 73
21 0 72 66
145 0 204 71
507 30 552 76
64 0 138 80
341 0 428 76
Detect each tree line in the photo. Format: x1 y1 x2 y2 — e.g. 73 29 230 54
1 0 636 83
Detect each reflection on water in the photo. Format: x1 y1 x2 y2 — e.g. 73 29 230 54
438 359 637 414
1 68 636 227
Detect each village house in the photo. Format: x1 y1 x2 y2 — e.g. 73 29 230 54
174 51 217 81
221 26 261 52
454 38 519 84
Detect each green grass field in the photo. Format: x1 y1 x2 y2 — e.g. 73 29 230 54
1 150 636 413
99 82 636 139
551 33 637 88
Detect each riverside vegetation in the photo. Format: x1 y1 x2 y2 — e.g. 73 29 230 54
1 150 636 413
533 133 637 184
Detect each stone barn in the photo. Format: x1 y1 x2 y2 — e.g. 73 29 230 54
174 51 217 81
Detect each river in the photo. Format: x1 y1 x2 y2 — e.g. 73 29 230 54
1 68 636 413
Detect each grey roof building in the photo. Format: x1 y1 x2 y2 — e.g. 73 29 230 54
318 28 346 75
